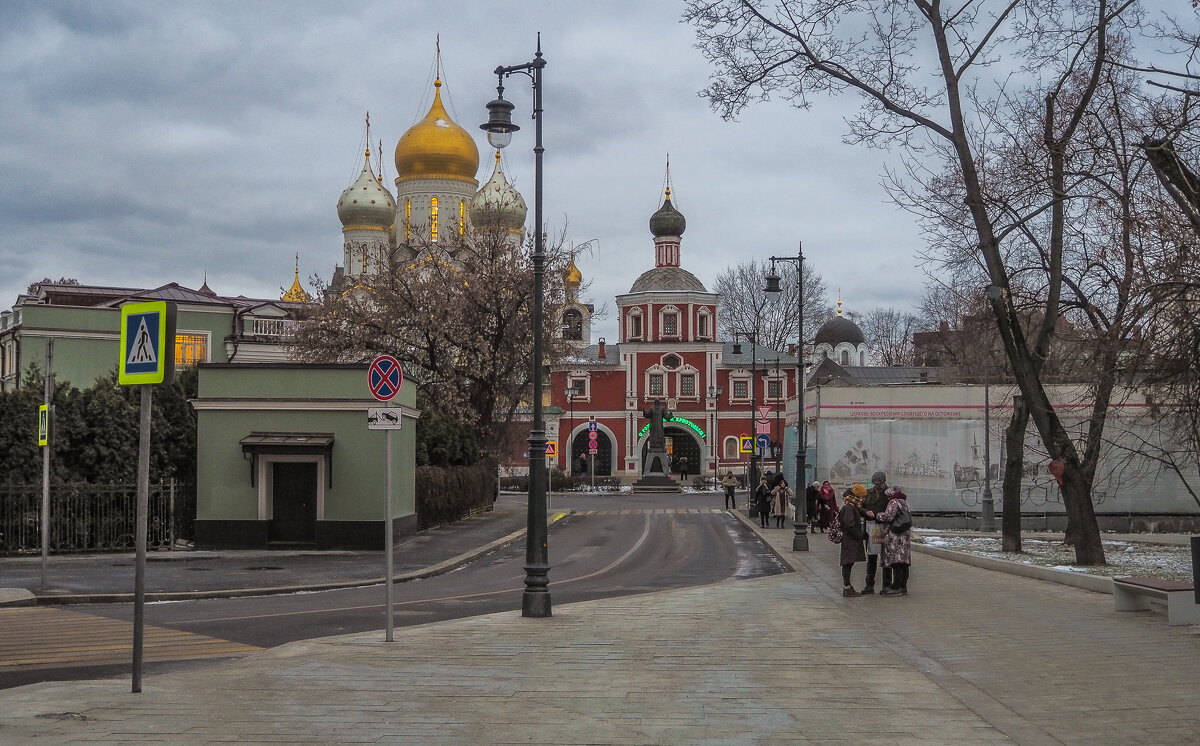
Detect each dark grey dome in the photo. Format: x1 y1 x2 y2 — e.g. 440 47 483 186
814 316 865 346
629 266 707 293
649 195 686 237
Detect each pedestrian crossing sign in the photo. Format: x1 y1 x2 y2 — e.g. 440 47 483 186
38 404 49 446
119 301 177 385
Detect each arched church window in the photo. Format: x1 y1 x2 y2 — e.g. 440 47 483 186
404 199 411 241
840 350 850 366
663 312 678 336
562 308 583 340
431 197 439 242
459 199 465 237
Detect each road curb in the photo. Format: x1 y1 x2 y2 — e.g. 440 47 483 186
911 542 1114 594
23 511 571 606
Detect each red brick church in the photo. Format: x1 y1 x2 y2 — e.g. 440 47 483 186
547 184 798 483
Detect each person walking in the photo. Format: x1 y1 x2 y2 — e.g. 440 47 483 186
860 471 891 594
755 476 772 528
816 480 838 533
876 485 913 596
838 484 868 596
805 481 821 533
771 478 792 528
721 471 739 510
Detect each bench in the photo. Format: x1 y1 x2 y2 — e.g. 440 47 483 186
1112 576 1200 626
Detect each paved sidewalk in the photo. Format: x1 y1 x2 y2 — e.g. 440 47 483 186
1 503 1198 744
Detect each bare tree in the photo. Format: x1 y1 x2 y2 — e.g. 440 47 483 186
289 220 578 457
714 257 830 353
861 308 918 366
684 0 1172 564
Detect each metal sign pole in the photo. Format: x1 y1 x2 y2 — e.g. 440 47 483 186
132 383 151 693
385 415 394 643
40 340 53 589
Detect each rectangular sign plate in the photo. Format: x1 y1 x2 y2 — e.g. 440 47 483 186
367 407 403 430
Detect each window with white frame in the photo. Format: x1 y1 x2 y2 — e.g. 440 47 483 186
696 310 710 338
175 332 210 367
649 374 664 396
663 312 678 336
732 379 748 400
627 310 643 340
840 349 850 365
768 379 782 400
680 373 695 397
662 353 681 370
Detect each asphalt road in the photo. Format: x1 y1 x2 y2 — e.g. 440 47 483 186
1 492 784 690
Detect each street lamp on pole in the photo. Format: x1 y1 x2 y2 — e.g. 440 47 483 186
707 383 723 478
980 283 1003 533
765 246 809 552
565 385 577 475
482 36 551 618
730 330 760 515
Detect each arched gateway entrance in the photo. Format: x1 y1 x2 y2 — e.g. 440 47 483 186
640 426 702 479
570 429 613 476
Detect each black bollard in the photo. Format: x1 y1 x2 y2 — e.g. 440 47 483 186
1192 536 1199 605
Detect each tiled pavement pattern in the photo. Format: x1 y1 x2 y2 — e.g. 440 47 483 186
0 508 1198 744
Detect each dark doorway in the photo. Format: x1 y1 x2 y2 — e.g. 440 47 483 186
571 429 613 476
271 462 317 544
640 427 701 478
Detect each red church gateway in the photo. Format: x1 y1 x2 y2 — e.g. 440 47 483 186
547 183 798 489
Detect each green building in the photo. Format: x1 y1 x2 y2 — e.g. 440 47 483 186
1 278 310 391
193 364 417 549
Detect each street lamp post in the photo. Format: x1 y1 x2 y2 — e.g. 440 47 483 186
980 284 1003 532
765 247 809 552
482 37 551 618
731 330 760 515
773 357 783 473
707 383 723 479
565 385 576 476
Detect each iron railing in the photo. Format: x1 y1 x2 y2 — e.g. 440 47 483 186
0 480 193 555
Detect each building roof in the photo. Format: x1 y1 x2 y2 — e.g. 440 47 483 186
18 281 307 312
551 342 623 368
808 356 940 387
720 341 796 367
627 266 708 293
813 316 865 346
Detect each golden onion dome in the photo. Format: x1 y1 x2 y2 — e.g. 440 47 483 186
337 151 396 229
281 256 311 302
394 79 480 183
565 256 582 288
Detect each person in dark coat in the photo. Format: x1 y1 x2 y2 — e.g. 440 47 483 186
860 470 892 594
805 481 821 533
816 480 838 532
755 476 772 528
838 484 868 597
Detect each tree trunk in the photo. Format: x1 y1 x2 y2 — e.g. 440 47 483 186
1060 460 1105 565
1001 395 1026 553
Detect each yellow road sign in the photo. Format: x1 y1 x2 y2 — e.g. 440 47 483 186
740 435 754 454
38 404 48 446
545 442 558 458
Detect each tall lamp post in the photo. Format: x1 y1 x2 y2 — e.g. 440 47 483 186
482 37 551 618
565 385 577 475
980 283 1002 532
765 247 809 552
707 383 723 479
730 330 759 515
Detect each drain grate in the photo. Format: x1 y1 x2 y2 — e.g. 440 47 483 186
244 566 284 571
37 712 88 721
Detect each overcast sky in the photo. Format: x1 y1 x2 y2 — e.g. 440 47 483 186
0 1 932 342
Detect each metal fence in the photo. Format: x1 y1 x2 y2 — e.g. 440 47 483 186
0 481 193 555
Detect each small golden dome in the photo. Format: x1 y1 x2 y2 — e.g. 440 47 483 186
282 256 311 302
394 79 479 183
565 257 582 287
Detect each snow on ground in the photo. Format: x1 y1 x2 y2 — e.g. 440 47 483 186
915 533 1195 582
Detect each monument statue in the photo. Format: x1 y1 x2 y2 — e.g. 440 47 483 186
643 399 671 451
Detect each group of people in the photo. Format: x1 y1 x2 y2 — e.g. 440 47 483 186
718 469 914 597
833 471 912 597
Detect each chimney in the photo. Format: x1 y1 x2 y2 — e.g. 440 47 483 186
597 337 606 359
787 343 797 356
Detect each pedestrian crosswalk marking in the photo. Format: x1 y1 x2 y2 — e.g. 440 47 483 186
574 508 726 516
0 607 260 671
